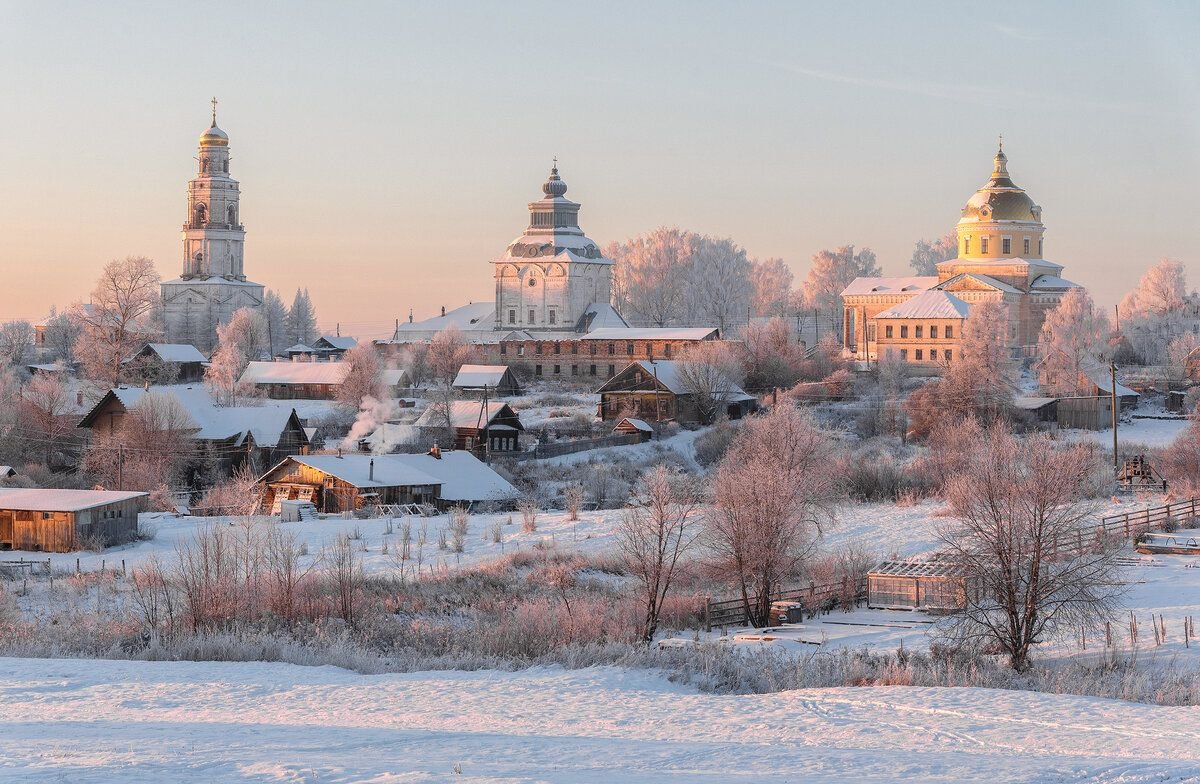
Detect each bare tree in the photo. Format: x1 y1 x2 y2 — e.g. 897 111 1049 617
0 320 35 366
83 390 195 490
685 235 753 332
74 256 162 387
741 317 806 392
425 326 474 443
41 310 81 364
1119 258 1195 364
21 373 72 466
707 405 841 626
606 227 695 326
618 465 703 643
675 341 745 425
327 534 362 627
206 308 267 405
937 427 1117 671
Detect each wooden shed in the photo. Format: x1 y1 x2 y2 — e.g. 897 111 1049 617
0 488 148 552
866 560 968 612
613 417 654 442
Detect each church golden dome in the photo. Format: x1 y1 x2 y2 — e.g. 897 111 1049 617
959 144 1041 224
199 123 228 147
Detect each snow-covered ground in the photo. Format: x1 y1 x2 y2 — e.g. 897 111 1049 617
2 657 1199 783
1061 415 1190 448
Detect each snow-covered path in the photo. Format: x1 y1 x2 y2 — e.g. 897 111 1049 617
1 658 1198 782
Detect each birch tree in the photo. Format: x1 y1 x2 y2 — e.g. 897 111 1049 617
73 256 162 387
336 342 385 410
1037 287 1112 395
908 232 957 275
1119 258 1195 364
800 246 881 339
685 235 753 333
606 227 695 326
675 341 745 425
750 257 794 318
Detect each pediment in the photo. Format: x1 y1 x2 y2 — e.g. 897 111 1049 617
937 273 1013 294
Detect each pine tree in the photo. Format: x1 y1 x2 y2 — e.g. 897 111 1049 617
262 290 289 356
286 289 319 346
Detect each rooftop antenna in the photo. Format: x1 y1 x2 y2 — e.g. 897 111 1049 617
211 96 218 127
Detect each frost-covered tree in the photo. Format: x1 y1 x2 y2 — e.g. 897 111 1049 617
262 290 290 356
618 465 703 644
0 320 35 366
21 373 72 466
425 327 474 444
908 232 957 275
1119 258 1195 364
73 256 162 388
336 342 384 410
741 317 805 391
286 289 318 346
685 236 753 333
41 310 81 364
205 309 266 405
606 227 695 326
750 257 793 318
800 246 881 339
708 405 840 627
1037 288 1112 395
675 341 746 425
937 427 1116 671
83 391 194 491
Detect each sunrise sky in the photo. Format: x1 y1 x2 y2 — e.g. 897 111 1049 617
1 1 1198 337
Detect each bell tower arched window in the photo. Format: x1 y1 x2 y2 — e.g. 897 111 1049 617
190 252 203 275
194 203 208 226
227 205 237 226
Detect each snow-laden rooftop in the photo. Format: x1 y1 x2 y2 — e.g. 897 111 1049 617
1031 275 1081 290
935 256 1065 272
602 360 753 401
313 335 358 351
582 327 719 341
841 276 938 297
393 302 497 335
0 488 148 512
138 343 207 363
414 400 519 430
286 454 442 489
580 303 629 331
240 361 350 386
404 451 518 502
453 365 511 389
875 291 970 320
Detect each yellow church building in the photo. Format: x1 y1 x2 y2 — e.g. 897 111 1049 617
841 144 1079 370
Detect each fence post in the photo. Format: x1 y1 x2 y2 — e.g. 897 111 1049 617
704 597 711 633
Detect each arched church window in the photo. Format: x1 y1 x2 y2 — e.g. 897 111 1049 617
227 206 237 226
223 160 228 173
191 252 203 275
201 159 209 173
195 203 208 226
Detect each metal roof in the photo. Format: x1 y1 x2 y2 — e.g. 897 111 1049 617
868 560 965 578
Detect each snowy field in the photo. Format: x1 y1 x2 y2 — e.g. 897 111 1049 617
1061 415 1190 448
2 657 1199 783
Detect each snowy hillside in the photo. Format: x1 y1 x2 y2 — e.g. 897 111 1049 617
2 658 1199 783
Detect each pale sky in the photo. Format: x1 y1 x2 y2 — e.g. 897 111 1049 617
1 1 1198 338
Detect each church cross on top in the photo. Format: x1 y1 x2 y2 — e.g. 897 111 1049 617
211 96 218 127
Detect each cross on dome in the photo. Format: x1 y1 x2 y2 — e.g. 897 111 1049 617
211 96 218 127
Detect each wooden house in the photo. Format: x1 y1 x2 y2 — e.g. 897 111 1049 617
257 450 518 513
311 335 358 361
612 417 654 442
866 560 967 612
452 364 522 396
0 488 148 552
77 385 311 478
125 343 208 383
414 400 525 454
238 360 350 400
596 360 757 424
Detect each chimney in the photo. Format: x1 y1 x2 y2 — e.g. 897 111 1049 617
429 444 441 460
369 458 374 481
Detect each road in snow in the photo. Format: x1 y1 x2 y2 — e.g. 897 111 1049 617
0 658 1198 783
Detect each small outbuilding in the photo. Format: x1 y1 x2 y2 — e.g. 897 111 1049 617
612 417 654 442
866 560 968 612
452 364 522 396
311 335 358 361
125 343 207 382
414 400 525 454
239 360 351 400
0 488 149 552
597 360 758 424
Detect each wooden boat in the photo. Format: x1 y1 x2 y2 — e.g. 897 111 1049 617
1134 534 1200 555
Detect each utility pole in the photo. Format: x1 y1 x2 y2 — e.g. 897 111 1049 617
1110 360 1120 476
481 384 490 463
117 443 124 491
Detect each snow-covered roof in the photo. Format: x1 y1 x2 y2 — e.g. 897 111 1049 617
601 360 753 401
401 451 519 502
414 400 521 430
582 327 720 341
1014 396 1058 410
284 454 442 490
453 364 512 389
841 276 938 297
935 256 1065 273
1031 275 1081 290
285 344 315 353
0 488 148 512
313 335 358 351
875 291 970 320
1082 365 1139 399
239 361 350 386
382 368 412 386
81 385 306 447
936 272 1022 295
614 417 653 433
0 466 15 477
393 302 497 335
580 302 629 332
138 343 207 363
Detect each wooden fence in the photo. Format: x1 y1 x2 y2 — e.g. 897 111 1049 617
704 577 867 630
1097 498 1200 539
508 433 642 461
